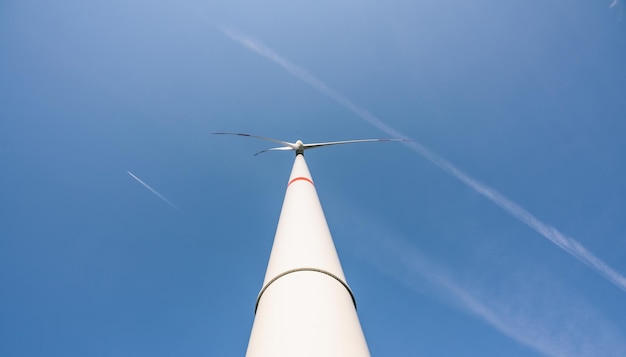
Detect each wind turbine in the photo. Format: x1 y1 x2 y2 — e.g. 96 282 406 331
214 132 407 357
213 132 407 156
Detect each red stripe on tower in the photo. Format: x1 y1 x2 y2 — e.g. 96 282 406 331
288 177 314 186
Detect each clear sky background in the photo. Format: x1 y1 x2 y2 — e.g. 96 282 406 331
1 1 625 356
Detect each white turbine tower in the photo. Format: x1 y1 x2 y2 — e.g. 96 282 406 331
214 133 407 357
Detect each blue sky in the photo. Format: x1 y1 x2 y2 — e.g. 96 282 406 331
1 1 625 356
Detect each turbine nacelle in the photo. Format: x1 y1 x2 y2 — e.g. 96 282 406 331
212 132 410 156
294 140 305 155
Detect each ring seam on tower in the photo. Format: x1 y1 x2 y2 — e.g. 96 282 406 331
254 267 357 313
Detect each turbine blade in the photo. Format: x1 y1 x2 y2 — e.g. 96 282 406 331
303 138 411 150
212 132 297 149
254 146 294 156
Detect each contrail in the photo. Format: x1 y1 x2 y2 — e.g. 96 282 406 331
341 206 626 357
127 171 183 213
372 232 626 357
220 28 626 293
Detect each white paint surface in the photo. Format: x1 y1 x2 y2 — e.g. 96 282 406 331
246 154 370 357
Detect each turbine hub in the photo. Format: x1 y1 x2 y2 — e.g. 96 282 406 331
295 140 305 155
